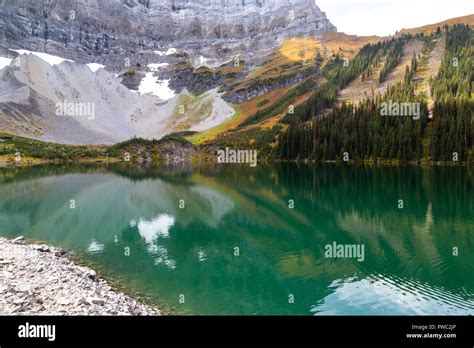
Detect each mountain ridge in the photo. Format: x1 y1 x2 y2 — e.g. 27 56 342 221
0 0 336 67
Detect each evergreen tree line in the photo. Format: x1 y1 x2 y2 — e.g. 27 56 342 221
379 40 404 83
429 24 473 161
277 83 428 161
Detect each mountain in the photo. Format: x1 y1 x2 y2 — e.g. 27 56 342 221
0 2 471 161
0 0 336 144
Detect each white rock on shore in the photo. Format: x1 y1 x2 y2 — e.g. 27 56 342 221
0 237 160 316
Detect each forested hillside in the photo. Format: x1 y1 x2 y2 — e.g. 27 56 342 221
276 24 473 162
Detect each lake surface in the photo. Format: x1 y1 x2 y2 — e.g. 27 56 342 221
0 163 472 315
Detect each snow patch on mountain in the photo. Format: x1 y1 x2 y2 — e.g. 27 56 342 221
12 49 74 65
0 57 12 70
87 63 106 72
154 48 177 56
138 75 175 101
137 63 175 100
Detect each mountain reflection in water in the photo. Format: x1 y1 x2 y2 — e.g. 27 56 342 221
0 163 472 315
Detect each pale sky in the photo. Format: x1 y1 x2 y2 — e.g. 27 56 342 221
316 0 474 36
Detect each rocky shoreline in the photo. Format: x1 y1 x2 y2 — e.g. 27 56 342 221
0 237 161 316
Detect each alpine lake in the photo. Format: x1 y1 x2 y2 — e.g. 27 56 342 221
0 163 472 315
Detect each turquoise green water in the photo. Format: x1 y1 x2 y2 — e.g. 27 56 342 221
0 164 472 315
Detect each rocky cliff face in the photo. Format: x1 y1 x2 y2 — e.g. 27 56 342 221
0 0 336 67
